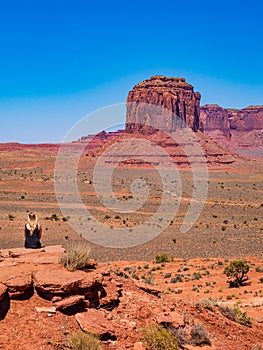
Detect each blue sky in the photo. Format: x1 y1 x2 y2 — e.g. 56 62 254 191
0 0 262 143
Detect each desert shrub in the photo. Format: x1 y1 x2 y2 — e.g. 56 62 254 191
259 277 263 283
173 327 187 346
143 273 154 285
164 273 171 278
219 304 251 327
67 330 100 350
155 253 169 263
197 297 217 311
191 272 201 280
224 260 250 287
131 273 139 280
174 289 183 294
233 305 252 327
171 275 183 283
141 325 178 350
190 323 211 346
255 266 263 273
51 213 59 221
60 243 91 271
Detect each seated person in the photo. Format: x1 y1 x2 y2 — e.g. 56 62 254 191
24 213 42 249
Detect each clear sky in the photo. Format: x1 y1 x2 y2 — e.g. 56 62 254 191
0 0 262 143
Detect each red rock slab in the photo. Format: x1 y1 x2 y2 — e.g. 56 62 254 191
1 272 32 298
53 295 85 311
75 309 116 338
33 268 87 296
33 268 103 298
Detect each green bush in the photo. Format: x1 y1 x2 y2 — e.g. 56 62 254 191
60 243 91 271
219 304 251 327
67 330 101 350
155 253 169 263
141 325 178 350
224 260 250 287
233 305 252 327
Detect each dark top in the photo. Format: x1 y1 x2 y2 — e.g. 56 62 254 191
24 224 41 249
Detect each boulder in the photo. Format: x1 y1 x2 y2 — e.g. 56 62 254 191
1 273 32 298
156 311 185 328
33 268 86 297
33 268 103 299
98 280 121 308
75 309 116 338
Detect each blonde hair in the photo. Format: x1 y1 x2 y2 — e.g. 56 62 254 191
27 213 38 236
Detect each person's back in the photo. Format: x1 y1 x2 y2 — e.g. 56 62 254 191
24 213 42 249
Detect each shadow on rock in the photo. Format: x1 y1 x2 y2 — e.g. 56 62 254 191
0 294 10 320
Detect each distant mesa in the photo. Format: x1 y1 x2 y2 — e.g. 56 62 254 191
126 75 201 133
79 75 262 159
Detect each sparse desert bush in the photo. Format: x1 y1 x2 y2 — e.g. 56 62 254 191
197 297 217 311
155 253 169 263
259 277 263 283
60 243 91 271
255 266 263 273
50 213 59 221
219 304 251 327
67 330 101 350
141 325 178 350
142 273 154 285
224 259 250 287
190 323 211 346
191 272 202 280
232 305 252 327
164 272 171 278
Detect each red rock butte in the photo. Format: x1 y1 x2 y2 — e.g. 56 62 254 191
126 75 201 133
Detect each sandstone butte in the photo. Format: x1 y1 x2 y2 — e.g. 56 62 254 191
126 75 201 132
119 75 263 158
79 75 263 158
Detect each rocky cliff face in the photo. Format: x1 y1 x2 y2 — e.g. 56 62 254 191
200 105 263 133
126 75 201 133
233 105 263 131
200 104 231 139
200 104 263 154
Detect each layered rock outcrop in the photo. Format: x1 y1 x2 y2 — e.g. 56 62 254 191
200 104 263 152
231 105 263 131
200 104 231 139
126 75 201 133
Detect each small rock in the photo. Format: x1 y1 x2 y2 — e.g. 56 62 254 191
35 306 56 313
86 258 97 269
54 295 85 311
52 296 62 303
